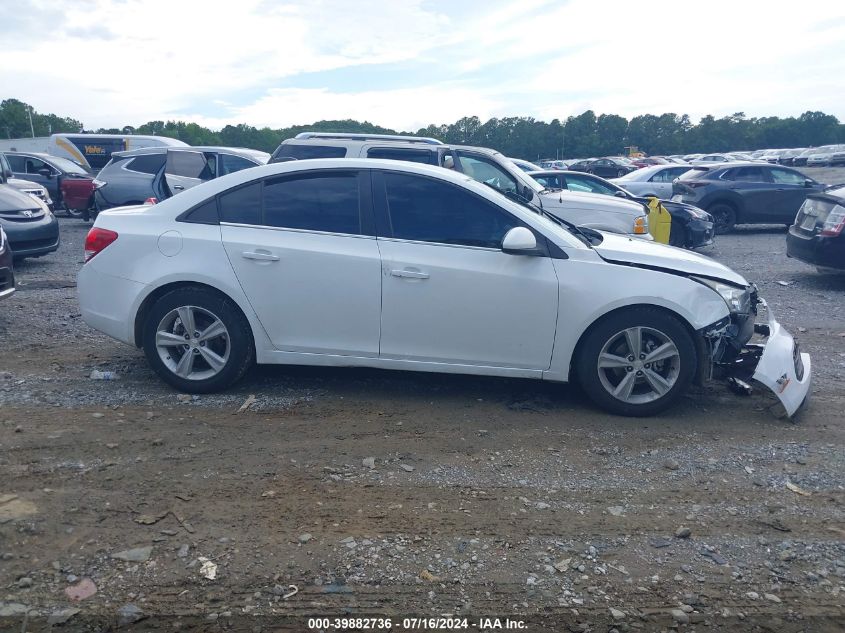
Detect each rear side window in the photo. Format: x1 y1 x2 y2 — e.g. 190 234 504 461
678 167 712 181
272 144 347 161
220 154 257 175
382 172 519 248
366 147 436 164
724 167 767 182
219 182 261 225
262 172 361 234
126 154 165 175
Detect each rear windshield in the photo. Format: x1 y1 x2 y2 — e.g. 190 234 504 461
678 167 712 180
271 144 347 161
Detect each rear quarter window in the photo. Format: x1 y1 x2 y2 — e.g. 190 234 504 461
126 154 166 175
678 167 713 181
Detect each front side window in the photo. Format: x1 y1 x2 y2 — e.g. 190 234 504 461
383 172 520 249
262 172 361 234
769 168 806 185
454 153 519 195
220 153 257 175
22 156 49 174
532 174 561 189
564 174 616 195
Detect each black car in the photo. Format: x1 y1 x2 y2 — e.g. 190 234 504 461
585 157 638 178
529 170 714 249
0 227 14 300
1 151 94 217
672 162 825 233
786 184 845 273
0 166 60 260
566 158 597 173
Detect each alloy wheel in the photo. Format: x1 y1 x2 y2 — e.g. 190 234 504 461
155 305 230 381
597 326 681 404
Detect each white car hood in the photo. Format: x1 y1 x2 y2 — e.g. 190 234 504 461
540 189 644 215
593 231 749 286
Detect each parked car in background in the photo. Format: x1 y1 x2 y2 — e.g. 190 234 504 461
271 135 651 237
508 157 542 173
94 146 270 210
792 147 819 167
1 152 52 208
630 157 669 168
777 148 806 165
1 151 94 217
806 146 844 167
530 169 714 249
690 154 733 166
567 158 597 172
0 164 60 260
582 157 637 178
0 226 13 300
787 184 845 273
77 157 811 418
539 159 572 170
672 163 825 232
611 164 693 198
759 149 787 163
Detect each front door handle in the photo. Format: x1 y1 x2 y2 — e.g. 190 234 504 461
242 250 280 262
391 268 429 279
172 184 184 191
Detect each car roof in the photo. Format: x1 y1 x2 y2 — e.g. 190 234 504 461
112 146 270 161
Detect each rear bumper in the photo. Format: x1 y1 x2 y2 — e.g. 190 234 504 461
0 264 14 299
786 227 845 270
78 263 148 345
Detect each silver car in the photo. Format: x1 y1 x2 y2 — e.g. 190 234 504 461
94 146 269 209
609 164 693 198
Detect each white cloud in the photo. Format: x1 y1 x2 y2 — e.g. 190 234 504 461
2 0 844 131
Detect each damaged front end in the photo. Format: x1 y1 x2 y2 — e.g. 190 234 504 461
698 282 812 418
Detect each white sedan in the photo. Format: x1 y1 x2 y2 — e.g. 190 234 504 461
77 159 811 417
609 164 693 198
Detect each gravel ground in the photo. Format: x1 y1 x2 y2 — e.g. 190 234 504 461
1 181 843 632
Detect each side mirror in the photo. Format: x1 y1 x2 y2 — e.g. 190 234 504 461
38 168 53 178
2 169 11 179
804 178 814 188
613 190 628 198
523 186 536 201
502 226 539 255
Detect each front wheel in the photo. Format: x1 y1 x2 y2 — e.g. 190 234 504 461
576 308 697 416
142 287 254 393
616 169 626 177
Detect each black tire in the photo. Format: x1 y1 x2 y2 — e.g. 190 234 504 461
575 307 697 417
142 286 254 393
708 202 737 234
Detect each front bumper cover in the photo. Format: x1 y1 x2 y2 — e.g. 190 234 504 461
718 301 811 418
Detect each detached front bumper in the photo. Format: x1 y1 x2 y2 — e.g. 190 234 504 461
751 304 812 417
723 301 811 418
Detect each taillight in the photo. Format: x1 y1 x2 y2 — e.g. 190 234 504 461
820 204 845 236
633 215 649 235
685 181 709 189
84 227 118 262
144 197 158 205
92 179 106 190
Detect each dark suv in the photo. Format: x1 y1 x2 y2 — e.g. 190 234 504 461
672 162 825 233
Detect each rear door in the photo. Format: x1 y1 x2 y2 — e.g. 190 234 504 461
220 169 382 356
165 150 217 195
721 166 772 220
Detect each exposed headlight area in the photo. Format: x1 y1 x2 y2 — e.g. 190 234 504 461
692 276 753 315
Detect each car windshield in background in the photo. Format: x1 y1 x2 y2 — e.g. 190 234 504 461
49 156 89 175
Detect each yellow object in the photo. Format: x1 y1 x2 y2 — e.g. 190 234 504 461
646 197 672 244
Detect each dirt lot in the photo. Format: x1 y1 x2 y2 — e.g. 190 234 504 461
1 188 844 631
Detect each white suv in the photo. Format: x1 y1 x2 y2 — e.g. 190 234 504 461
271 133 650 238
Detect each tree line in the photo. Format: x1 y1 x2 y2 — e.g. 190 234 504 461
2 98 843 160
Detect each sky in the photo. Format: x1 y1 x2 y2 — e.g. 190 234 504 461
2 0 845 132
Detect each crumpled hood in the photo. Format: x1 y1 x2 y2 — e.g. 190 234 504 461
594 231 748 286
0 184 40 212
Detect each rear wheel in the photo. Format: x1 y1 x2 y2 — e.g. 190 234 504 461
576 308 697 417
708 202 737 234
142 287 254 393
616 169 626 177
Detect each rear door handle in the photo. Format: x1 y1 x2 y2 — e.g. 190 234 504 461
242 250 280 262
391 268 429 279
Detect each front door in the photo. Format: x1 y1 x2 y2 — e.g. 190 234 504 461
373 170 558 369
220 170 382 356
165 150 217 196
767 167 819 222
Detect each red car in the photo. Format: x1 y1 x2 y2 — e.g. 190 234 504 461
60 177 97 220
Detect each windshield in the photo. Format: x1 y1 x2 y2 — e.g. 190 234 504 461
48 156 89 175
